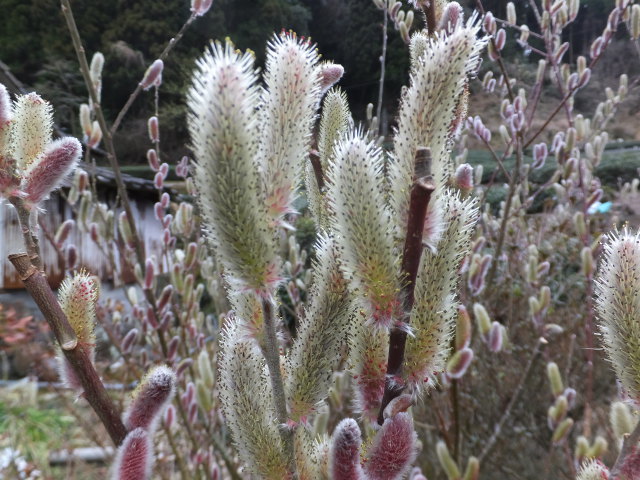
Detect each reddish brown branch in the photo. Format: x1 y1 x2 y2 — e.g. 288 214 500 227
9 253 127 446
377 147 435 425
309 150 325 191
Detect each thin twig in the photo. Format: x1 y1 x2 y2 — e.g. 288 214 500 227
110 16 196 136
376 7 388 134
478 338 544 463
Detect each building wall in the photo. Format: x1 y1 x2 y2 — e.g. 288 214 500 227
0 194 164 290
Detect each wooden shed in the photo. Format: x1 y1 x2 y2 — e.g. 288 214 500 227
0 166 166 290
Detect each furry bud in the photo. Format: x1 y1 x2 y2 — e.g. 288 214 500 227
364 412 417 480
547 362 564 397
111 428 152 480
447 347 474 379
140 60 163 90
22 137 81 205
330 419 365 480
123 365 176 433
147 116 159 143
437 441 461 480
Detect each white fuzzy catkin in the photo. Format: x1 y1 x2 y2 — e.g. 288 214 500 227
328 130 401 329
285 234 354 422
307 88 352 229
259 32 322 221
389 19 486 240
404 190 479 392
595 227 640 403
219 319 288 478
576 459 610 480
188 40 278 294
10 92 53 171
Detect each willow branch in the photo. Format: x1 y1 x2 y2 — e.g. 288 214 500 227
9 253 127 446
377 147 435 425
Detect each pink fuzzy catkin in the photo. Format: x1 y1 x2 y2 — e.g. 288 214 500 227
364 413 418 480
112 428 152 480
22 137 81 205
330 419 366 480
123 365 176 433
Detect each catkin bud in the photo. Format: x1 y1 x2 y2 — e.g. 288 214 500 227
88 121 102 148
456 305 472 350
111 428 152 480
632 5 640 40
437 441 461 480
507 2 517 24
447 348 474 379
473 303 491 336
124 365 176 433
494 29 506 51
610 401 637 440
79 104 92 139
191 0 213 17
55 219 75 248
552 418 574 444
519 24 530 43
147 116 159 143
547 362 564 397
121 328 138 354
581 247 593 277
587 436 607 458
330 419 365 479
140 59 163 90
463 457 480 480
147 149 159 171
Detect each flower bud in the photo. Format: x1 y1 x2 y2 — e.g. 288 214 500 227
319 62 345 95
79 103 92 139
124 365 176 433
455 163 474 192
111 428 152 480
22 136 80 206
147 149 159 171
147 116 159 143
456 305 472 350
66 244 78 270
552 418 574 444
463 457 480 480
547 362 564 397
330 418 364 479
581 246 593 277
494 29 506 51
364 412 417 480
55 219 75 248
488 322 503 352
191 0 213 17
121 328 138 354
140 59 163 90
446 347 474 379
88 121 102 148
507 3 516 24
437 441 461 480
473 303 491 336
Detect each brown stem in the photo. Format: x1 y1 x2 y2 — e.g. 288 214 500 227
9 253 127 446
376 7 388 133
423 0 437 35
110 16 196 136
260 298 296 472
60 0 147 274
9 197 42 270
610 419 640 478
309 150 325 191
377 147 435 425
